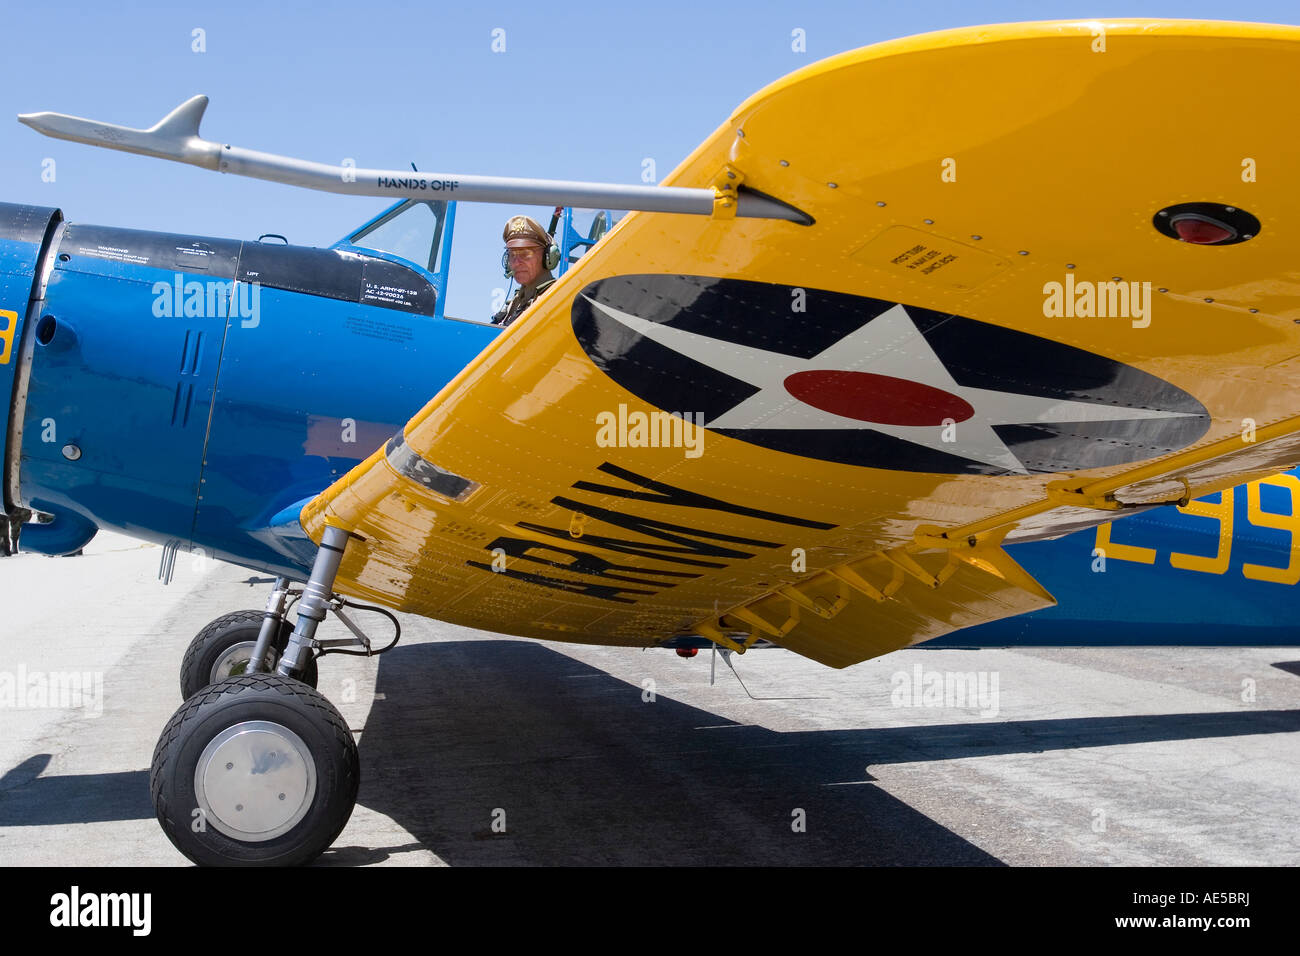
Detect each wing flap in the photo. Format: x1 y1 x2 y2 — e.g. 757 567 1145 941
709 543 1054 668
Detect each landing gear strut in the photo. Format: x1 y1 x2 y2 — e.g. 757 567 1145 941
152 527 365 866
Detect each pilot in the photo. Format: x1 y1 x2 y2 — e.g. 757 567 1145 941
492 215 558 327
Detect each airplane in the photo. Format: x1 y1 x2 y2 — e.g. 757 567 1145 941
3 18 1299 866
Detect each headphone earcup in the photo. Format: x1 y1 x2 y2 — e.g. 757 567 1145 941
544 243 561 271
502 249 512 277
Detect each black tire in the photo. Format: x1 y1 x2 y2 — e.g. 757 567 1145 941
180 610 318 699
151 674 359 866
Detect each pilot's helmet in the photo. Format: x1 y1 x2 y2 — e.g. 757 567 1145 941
503 215 551 250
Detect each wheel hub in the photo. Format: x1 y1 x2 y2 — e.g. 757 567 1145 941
195 720 317 842
210 641 265 683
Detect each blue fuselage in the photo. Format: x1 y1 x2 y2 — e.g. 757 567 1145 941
936 478 1299 645
0 201 498 577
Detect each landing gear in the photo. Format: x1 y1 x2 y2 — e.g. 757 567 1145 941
179 609 318 699
150 673 358 866
154 527 371 866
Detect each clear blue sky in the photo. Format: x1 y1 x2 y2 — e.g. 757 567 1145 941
2 0 1295 318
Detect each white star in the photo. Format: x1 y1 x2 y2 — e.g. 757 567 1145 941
584 296 1196 475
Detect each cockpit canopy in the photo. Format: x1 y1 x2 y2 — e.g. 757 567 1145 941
334 200 616 324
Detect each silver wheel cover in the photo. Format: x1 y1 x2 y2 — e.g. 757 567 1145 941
210 641 262 684
194 720 317 842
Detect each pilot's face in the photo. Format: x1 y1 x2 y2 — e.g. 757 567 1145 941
507 244 543 286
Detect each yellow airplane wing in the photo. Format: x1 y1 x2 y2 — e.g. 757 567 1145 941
302 19 1300 668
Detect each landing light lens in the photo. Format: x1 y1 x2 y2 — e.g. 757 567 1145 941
1153 202 1258 246
1172 215 1236 245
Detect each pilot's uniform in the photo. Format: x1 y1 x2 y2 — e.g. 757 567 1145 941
492 216 557 328
494 276 556 327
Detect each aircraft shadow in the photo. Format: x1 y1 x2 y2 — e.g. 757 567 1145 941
325 640 1300 867
3 644 1298 866
0 754 152 826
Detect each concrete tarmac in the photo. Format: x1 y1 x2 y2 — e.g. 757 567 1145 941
1 531 1297 866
